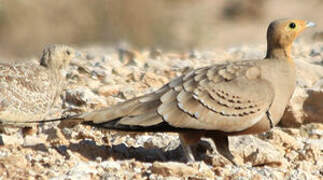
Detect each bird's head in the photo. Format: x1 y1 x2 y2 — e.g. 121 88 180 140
266 19 315 59
40 44 75 70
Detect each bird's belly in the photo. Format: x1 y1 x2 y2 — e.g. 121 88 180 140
226 116 271 136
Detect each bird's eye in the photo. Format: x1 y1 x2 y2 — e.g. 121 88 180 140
289 22 296 29
66 50 71 55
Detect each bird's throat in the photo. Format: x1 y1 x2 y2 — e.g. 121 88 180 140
265 45 293 63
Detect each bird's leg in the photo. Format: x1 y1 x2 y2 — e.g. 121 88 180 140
179 135 195 162
179 132 203 162
209 134 237 165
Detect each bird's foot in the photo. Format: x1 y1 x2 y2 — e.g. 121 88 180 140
181 144 196 162
180 137 196 162
210 134 239 166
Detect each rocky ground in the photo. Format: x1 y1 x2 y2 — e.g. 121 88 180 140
0 40 322 179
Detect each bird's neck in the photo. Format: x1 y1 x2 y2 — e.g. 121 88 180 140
265 45 293 63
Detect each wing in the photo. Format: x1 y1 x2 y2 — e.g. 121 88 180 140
0 62 58 123
157 61 275 132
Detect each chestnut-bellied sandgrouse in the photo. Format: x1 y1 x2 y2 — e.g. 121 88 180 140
4 19 315 164
0 45 75 134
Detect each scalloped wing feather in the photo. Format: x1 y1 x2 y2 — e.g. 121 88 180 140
157 61 275 132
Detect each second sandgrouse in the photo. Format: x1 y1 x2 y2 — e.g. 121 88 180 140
0 45 75 134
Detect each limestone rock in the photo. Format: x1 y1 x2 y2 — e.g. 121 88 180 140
303 88 323 124
64 87 107 109
281 87 308 127
0 134 24 145
230 135 284 166
294 59 323 87
281 80 323 127
151 162 214 179
97 85 121 97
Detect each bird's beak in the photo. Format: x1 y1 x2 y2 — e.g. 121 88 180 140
306 21 316 28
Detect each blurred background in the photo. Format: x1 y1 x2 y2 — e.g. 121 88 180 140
0 0 321 58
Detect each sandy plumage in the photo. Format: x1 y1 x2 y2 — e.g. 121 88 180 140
0 45 75 131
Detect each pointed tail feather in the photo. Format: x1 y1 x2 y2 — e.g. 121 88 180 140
83 118 205 133
0 115 81 126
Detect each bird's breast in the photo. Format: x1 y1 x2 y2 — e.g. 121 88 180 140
261 60 296 126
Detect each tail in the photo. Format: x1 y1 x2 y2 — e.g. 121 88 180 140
77 91 172 131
